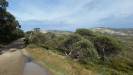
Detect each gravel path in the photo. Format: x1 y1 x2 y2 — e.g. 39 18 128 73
0 39 52 75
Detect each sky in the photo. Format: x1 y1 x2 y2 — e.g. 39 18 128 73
8 0 133 31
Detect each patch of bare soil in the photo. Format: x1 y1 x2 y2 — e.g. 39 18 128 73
0 50 25 75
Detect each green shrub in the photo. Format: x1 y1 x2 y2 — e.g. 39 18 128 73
58 34 83 54
44 35 67 50
76 29 96 37
71 39 99 64
75 29 97 40
58 34 99 63
26 32 54 45
93 36 123 61
25 28 132 75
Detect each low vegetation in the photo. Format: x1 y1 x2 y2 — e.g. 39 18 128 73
0 0 132 75
26 47 96 75
25 28 133 75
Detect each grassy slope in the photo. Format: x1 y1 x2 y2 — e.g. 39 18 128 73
25 29 133 75
26 47 97 75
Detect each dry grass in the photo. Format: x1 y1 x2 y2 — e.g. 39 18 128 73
26 47 97 75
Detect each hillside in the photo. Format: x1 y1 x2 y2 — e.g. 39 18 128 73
92 27 133 36
25 28 133 75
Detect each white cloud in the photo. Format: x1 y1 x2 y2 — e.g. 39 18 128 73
8 0 133 29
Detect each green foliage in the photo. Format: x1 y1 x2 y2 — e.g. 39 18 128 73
26 32 48 44
58 34 99 63
93 36 123 61
44 35 66 50
58 34 83 53
12 29 24 39
25 31 60 49
72 39 99 64
76 29 96 37
75 29 97 40
0 0 24 44
0 0 8 10
27 29 124 62
26 28 133 75
108 56 133 74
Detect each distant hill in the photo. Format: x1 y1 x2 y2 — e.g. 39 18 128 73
92 27 133 36
48 30 72 34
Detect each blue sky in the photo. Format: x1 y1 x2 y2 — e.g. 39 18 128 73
8 0 133 31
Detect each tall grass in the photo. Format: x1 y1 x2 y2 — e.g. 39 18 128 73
26 46 96 75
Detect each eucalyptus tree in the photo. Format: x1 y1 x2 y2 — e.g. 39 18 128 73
0 0 24 44
0 0 8 10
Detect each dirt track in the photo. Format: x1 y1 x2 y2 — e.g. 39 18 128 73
0 39 52 75
0 50 25 75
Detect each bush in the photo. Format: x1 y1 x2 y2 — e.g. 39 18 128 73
12 29 24 39
58 34 99 63
58 34 83 54
44 35 67 50
93 36 123 61
26 32 54 45
76 29 97 40
25 31 63 49
25 28 132 75
71 39 99 64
